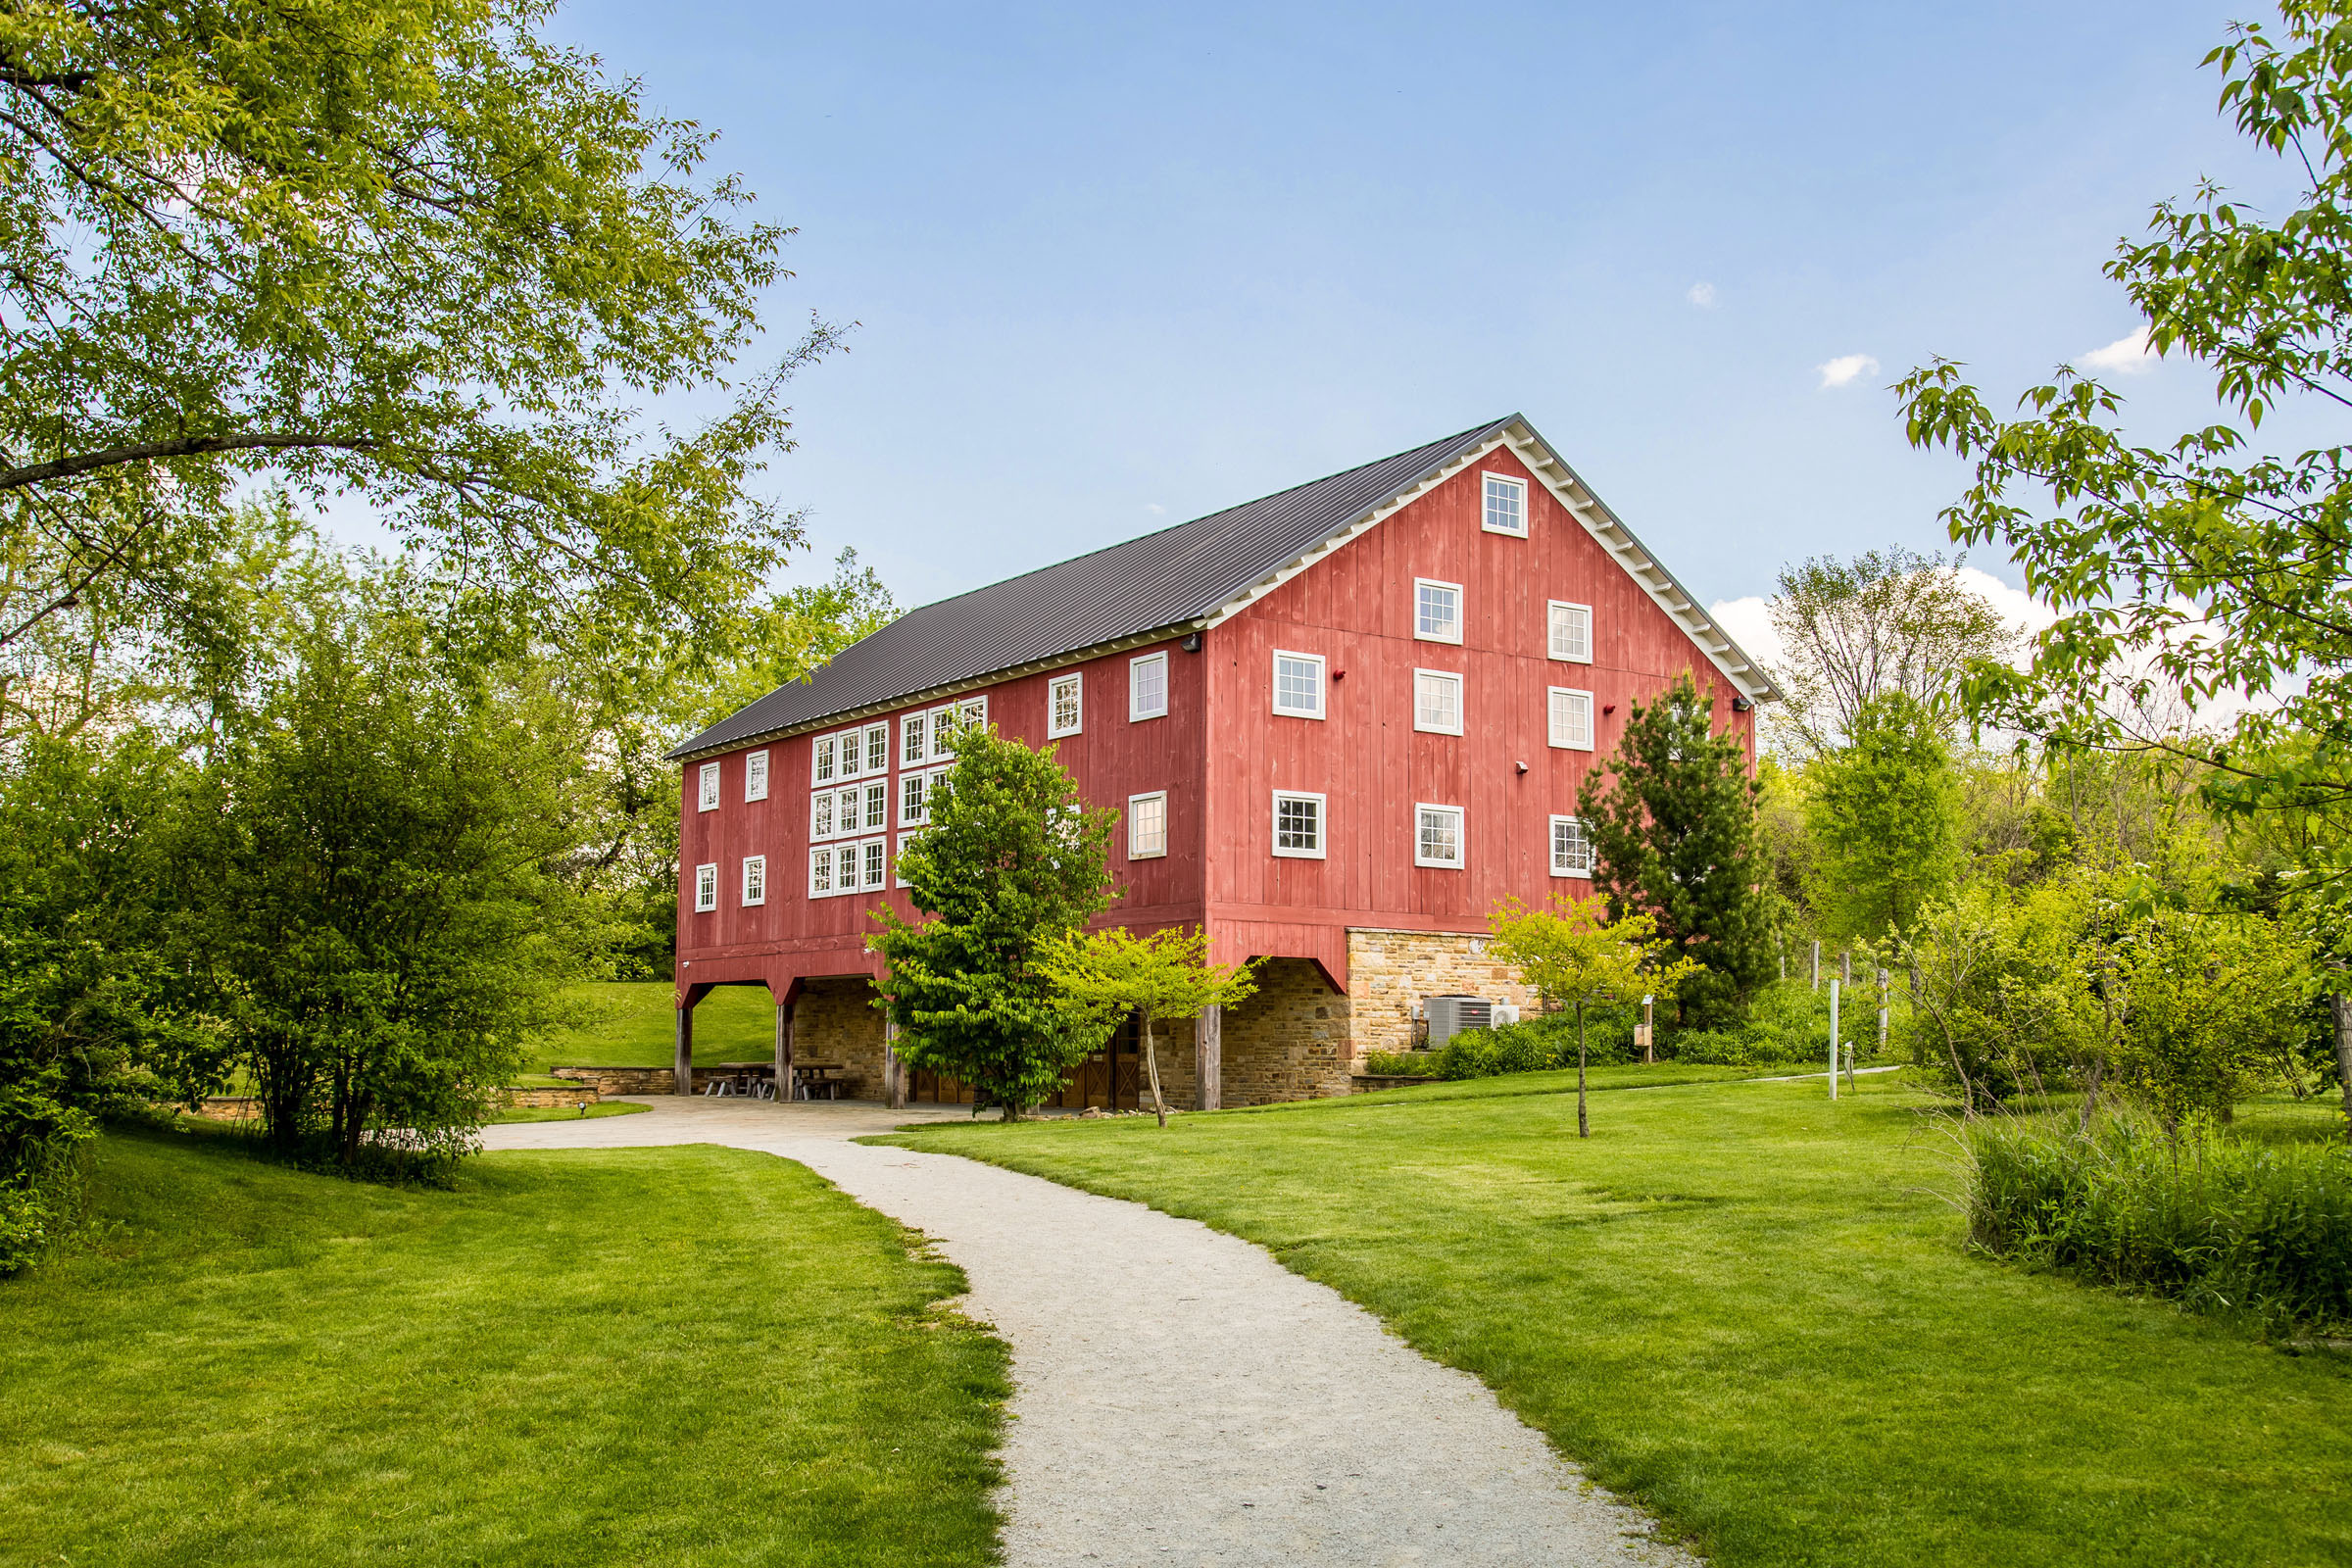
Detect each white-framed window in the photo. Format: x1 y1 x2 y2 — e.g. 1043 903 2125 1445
1548 687 1595 752
860 838 888 891
903 710 929 766
812 733 838 785
742 855 766 906
1415 578 1462 643
1550 815 1594 878
744 750 769 802
1414 668 1463 735
1548 601 1592 663
932 696 987 760
835 728 861 779
862 722 890 775
694 861 718 911
1130 652 1168 720
1049 672 1084 738
896 831 918 889
861 779 890 833
1482 471 1528 536
697 761 720 811
808 845 836 898
1272 790 1326 858
811 787 836 841
1271 650 1325 719
1415 804 1464 869
1128 790 1168 858
901 768 932 828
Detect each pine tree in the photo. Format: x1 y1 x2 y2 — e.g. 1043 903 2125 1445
1577 673 1774 1025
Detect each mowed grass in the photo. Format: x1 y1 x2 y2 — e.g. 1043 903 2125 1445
1 1125 1006 1567
488 1099 652 1123
523 980 784 1077
885 1071 2352 1568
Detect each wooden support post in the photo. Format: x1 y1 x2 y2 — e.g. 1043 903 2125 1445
1828 979 1840 1102
884 1017 904 1110
1196 1004 1222 1111
1840 950 1852 986
674 997 695 1097
1810 941 1821 991
775 997 794 1103
1642 994 1655 1065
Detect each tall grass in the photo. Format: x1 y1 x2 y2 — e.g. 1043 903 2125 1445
1967 1113 2352 1331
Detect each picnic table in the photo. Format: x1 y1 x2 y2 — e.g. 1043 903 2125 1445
789 1062 847 1101
704 1061 850 1101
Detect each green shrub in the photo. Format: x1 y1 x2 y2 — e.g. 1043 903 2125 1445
1967 1114 2352 1331
1361 1051 1439 1077
1652 979 1861 1068
1422 1010 1639 1081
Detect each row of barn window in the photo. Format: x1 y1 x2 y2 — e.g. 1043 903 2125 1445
688 807 1594 912
691 596 1601 818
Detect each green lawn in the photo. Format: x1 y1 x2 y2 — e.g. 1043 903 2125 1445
884 1071 2352 1568
1314 1059 1790 1106
1 1125 1006 1567
524 980 784 1076
489 1100 652 1123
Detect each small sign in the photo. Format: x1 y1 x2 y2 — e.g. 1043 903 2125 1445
1633 1024 1653 1049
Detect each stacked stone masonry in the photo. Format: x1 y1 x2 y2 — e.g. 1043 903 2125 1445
1345 929 1541 1065
617 930 1533 1109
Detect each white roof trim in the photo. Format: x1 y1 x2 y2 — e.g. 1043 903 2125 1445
1203 418 1779 703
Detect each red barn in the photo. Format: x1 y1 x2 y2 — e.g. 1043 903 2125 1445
667 416 1774 1106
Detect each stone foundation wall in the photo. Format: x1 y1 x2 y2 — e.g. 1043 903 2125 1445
553 1064 674 1096
499 1084 603 1108
1345 929 1541 1067
1221 957 1352 1104
793 976 889 1100
550 1065 764 1096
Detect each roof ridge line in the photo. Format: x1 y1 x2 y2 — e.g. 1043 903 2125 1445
881 416 1518 618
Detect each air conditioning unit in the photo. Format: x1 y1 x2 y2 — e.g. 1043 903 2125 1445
1424 995 1493 1049
1491 1004 1521 1028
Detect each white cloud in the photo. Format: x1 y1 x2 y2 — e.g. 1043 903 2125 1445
1144 503 1165 514
1816 353 1880 389
1687 281 1717 308
1709 594 1781 670
2080 324 2155 375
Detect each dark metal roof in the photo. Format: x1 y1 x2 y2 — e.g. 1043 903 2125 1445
670 416 1519 759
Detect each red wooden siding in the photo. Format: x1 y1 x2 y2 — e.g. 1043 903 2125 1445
677 442 1755 1002
675 636 1211 994
1200 447 1753 982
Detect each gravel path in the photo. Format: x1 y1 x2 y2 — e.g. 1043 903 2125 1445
484 1099 1697 1567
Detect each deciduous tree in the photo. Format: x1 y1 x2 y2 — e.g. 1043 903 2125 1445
0 0 822 669
1487 894 1696 1137
1767 548 2012 758
871 728 1116 1119
174 560 604 1173
1897 2 2352 892
1806 692 1965 941
1037 926 1258 1127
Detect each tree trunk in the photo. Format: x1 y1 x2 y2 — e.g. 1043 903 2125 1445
2332 995 2352 1145
1577 1001 1590 1139
1144 1009 1167 1128
2079 1055 2104 1135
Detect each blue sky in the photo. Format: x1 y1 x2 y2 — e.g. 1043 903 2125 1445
544 0 2299 638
